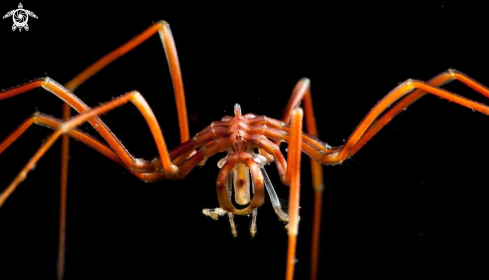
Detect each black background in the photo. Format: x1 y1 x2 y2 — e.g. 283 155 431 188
1 1 489 279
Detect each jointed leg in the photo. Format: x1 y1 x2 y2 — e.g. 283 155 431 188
58 22 189 278
278 70 489 280
0 78 175 174
0 92 140 206
0 87 205 208
280 72 489 165
0 113 167 184
349 70 489 155
58 106 70 280
285 107 303 280
282 78 324 280
0 113 123 167
64 20 189 143
334 71 489 162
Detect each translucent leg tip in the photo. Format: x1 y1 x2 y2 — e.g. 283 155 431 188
250 227 257 238
202 208 227 220
228 213 237 237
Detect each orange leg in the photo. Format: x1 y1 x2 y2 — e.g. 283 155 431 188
0 111 208 183
275 72 489 166
58 107 70 280
56 22 189 279
0 79 173 174
334 73 489 163
279 70 489 280
285 107 304 280
64 20 189 142
349 70 489 155
0 88 193 207
0 113 123 167
281 78 324 280
0 112 162 181
0 92 134 206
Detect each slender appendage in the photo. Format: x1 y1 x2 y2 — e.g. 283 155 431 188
58 102 70 280
261 166 289 222
269 70 489 166
0 90 188 206
0 113 124 166
65 20 189 144
0 78 186 175
0 113 175 185
278 69 489 280
56 21 191 277
349 70 489 155
309 190 322 280
0 91 133 206
285 107 303 280
334 74 489 162
282 78 324 280
250 209 258 237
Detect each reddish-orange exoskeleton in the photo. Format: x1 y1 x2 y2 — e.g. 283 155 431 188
2 21 489 280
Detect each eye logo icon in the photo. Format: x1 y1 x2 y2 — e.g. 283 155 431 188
3 3 38 32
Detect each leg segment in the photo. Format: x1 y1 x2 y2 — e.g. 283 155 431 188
285 107 303 280
278 70 489 280
64 20 189 143
282 78 324 280
274 72 489 165
0 90 189 207
0 78 173 174
61 21 189 279
0 113 123 167
333 72 489 162
282 79 323 192
349 70 489 155
0 91 139 207
58 105 70 280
